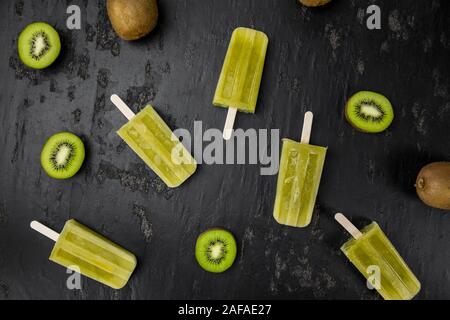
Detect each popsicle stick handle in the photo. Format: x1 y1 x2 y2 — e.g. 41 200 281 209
334 213 363 240
300 111 313 144
110 94 136 121
30 221 60 242
223 107 238 140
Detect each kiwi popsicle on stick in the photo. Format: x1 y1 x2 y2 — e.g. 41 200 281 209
30 220 137 289
213 27 269 140
334 213 421 300
273 111 327 228
111 94 197 188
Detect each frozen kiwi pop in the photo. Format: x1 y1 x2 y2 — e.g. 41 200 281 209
335 213 421 300
111 94 197 188
273 111 327 228
31 220 137 289
213 27 269 140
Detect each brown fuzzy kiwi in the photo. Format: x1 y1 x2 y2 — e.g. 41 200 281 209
416 162 450 210
107 0 158 41
299 0 332 7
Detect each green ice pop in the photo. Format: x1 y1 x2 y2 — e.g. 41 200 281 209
112 94 196 188
273 112 327 228
336 213 421 300
213 27 268 139
31 220 137 289
213 27 268 113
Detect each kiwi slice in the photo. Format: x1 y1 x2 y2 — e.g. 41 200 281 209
345 91 394 133
195 228 237 273
18 22 61 69
40 132 85 179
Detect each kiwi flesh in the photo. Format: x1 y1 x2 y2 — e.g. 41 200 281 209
345 91 394 133
41 132 85 179
416 162 450 210
195 228 237 273
299 0 332 7
18 22 61 69
107 0 158 41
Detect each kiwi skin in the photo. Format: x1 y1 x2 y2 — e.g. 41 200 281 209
299 0 332 7
416 162 450 210
107 0 158 41
195 228 237 273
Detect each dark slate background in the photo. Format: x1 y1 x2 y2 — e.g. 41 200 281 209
0 0 449 300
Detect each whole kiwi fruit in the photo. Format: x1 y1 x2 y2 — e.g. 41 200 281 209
107 0 158 41
299 0 332 7
415 162 450 210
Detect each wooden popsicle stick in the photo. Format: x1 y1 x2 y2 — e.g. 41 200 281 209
110 94 136 121
223 107 238 140
334 213 363 240
300 111 314 144
30 221 60 242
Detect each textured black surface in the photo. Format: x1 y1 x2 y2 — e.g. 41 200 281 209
0 0 449 300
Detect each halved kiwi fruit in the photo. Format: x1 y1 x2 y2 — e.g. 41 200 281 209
41 132 85 179
18 22 61 69
345 91 394 133
195 228 237 273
